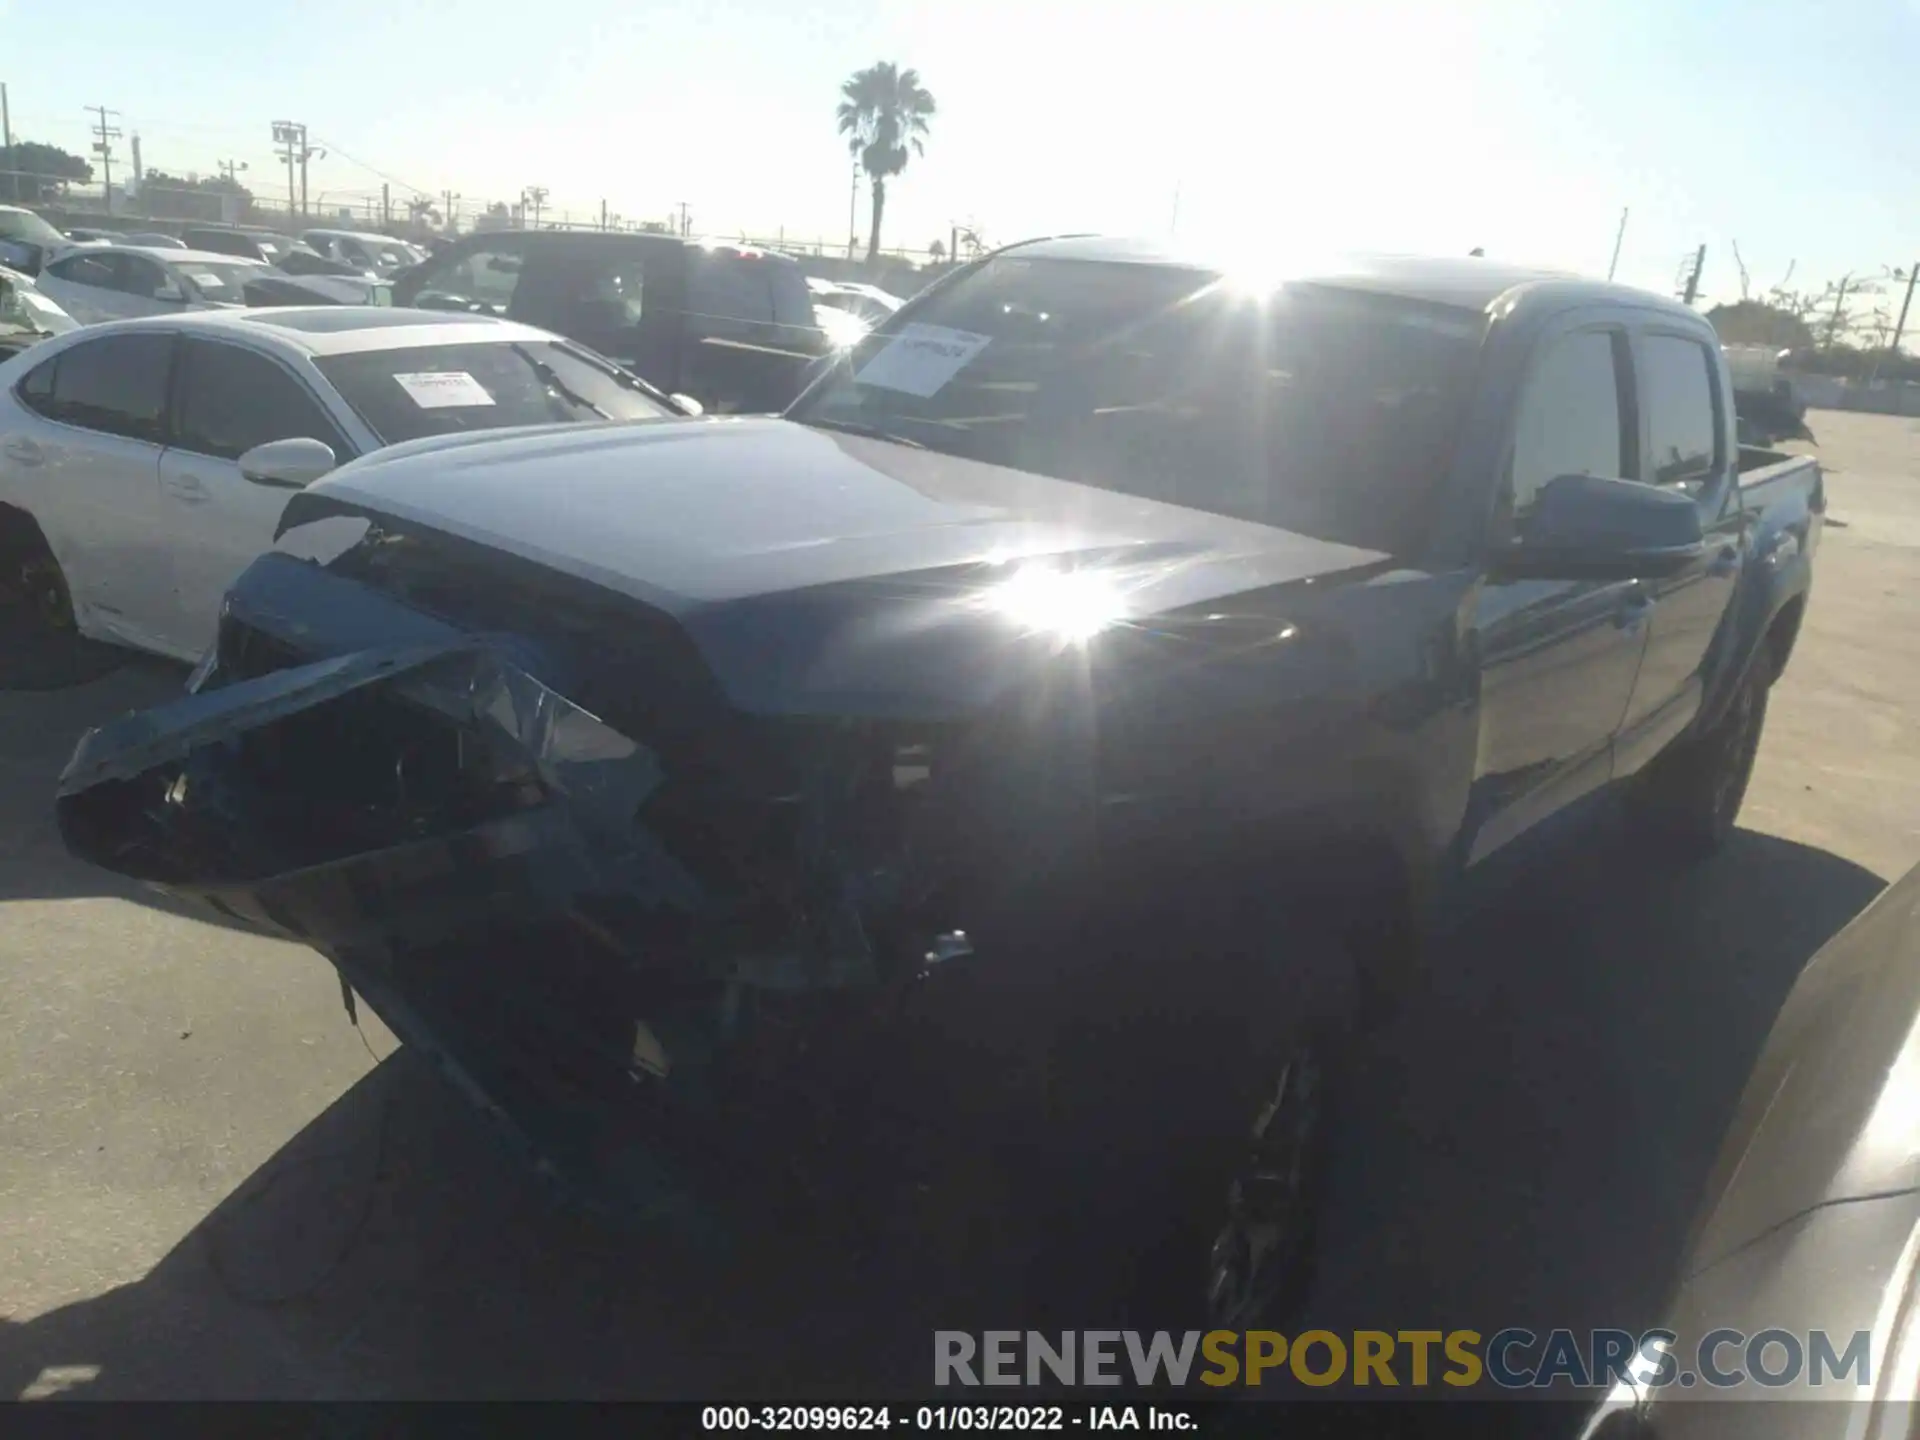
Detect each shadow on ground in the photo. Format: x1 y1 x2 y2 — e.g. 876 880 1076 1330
0 810 1886 1400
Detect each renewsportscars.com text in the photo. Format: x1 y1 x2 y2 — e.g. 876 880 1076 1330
933 1329 1873 1390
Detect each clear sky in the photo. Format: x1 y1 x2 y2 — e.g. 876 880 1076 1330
4 0 1917 311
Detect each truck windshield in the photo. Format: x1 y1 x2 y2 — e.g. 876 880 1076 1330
789 256 1487 555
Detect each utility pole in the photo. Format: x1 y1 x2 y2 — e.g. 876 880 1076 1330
1169 180 1181 239
1866 264 1917 385
1607 207 1629 282
442 190 460 234
381 182 391 229
218 158 248 184
271 122 322 222
677 200 690 238
1892 265 1919 360
1677 244 1706 306
521 186 548 230
87 105 122 214
1824 275 1852 351
2 82 13 158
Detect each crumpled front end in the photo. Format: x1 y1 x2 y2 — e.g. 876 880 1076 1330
55 631 1013 1219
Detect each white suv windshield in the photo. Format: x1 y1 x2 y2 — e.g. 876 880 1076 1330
314 340 670 443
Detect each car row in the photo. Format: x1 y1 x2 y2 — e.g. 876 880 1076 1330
0 306 682 659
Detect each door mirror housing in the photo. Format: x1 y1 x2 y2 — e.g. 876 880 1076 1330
1498 474 1705 581
237 437 338 490
670 393 704 416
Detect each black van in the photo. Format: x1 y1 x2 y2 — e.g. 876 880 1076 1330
390 232 831 413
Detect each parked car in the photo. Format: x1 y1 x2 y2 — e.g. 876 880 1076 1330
62 227 119 245
33 246 269 323
123 232 188 250
1580 859 1920 1437
242 273 394 307
0 266 80 360
52 242 1823 1326
175 227 304 269
0 307 682 660
392 233 831 413
0 205 74 275
275 247 370 279
300 229 423 275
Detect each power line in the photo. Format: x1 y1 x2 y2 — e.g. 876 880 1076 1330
313 137 430 198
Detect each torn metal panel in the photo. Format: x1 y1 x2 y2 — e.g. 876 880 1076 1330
56 642 706 948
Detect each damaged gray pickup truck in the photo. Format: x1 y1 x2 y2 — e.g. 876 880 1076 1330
56 240 1823 1327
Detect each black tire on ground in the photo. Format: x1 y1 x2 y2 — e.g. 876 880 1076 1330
0 509 76 634
899 906 1360 1333
1630 658 1771 859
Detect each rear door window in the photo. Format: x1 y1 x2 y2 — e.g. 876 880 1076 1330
689 256 773 324
1638 333 1720 486
20 333 173 441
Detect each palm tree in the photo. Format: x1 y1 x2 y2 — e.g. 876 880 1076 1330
836 62 935 265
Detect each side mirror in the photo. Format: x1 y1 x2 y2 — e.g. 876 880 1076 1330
670 393 704 416
1498 474 1704 581
238 437 338 490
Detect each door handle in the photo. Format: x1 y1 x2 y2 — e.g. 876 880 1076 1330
1708 545 1739 577
2 436 44 467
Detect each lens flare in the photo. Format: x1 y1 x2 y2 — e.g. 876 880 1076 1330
982 566 1128 642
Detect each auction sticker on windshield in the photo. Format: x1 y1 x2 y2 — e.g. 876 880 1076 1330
393 371 496 408
854 323 991 398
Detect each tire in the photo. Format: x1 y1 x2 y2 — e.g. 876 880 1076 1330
975 915 1358 1331
0 522 76 634
1630 659 1770 859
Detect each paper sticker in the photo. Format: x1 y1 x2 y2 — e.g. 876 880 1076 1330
190 273 225 288
853 323 991 398
393 371 496 409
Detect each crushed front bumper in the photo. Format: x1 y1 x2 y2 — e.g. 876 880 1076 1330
55 640 977 1220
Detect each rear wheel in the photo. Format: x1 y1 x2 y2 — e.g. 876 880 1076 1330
0 514 75 634
1630 659 1770 858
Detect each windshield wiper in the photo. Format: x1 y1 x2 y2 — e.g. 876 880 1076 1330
800 416 926 449
508 343 610 421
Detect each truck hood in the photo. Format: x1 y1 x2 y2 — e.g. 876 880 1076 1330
298 416 1388 616
283 416 1393 717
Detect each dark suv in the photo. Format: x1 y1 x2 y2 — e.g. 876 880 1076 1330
391 232 830 413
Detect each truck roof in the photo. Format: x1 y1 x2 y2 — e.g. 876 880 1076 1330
999 235 1702 322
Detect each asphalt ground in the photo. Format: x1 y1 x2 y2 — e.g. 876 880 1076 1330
2 410 1917 1400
